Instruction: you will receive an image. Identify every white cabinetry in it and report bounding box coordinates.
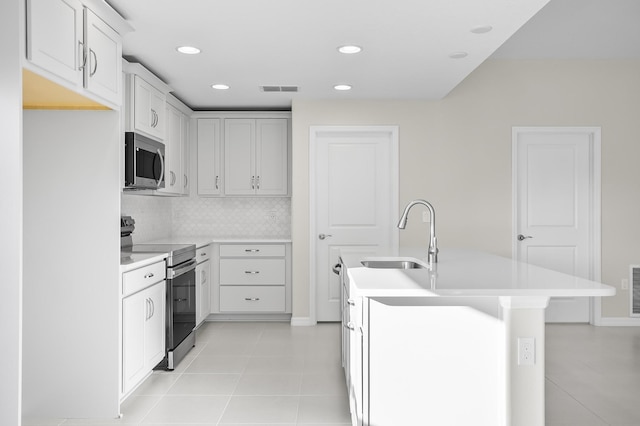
[129,74,166,141]
[214,243,291,315]
[197,118,222,195]
[160,102,183,194]
[121,261,166,398]
[195,245,211,326]
[224,119,288,196]
[26,0,126,107]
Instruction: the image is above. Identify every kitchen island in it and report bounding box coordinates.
[340,248,615,426]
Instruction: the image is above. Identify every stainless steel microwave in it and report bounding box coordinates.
[124,132,165,190]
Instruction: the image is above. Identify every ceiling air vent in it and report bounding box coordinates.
[260,85,299,93]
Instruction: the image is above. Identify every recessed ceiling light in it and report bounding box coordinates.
[334,84,352,91]
[449,51,468,59]
[338,45,362,54]
[211,84,230,90]
[470,25,493,34]
[176,46,201,55]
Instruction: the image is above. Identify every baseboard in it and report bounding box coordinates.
[595,317,640,326]
[290,316,316,326]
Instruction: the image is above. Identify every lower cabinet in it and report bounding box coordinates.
[121,262,166,397]
[213,242,291,316]
[195,244,211,326]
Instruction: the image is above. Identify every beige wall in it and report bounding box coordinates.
[292,58,640,320]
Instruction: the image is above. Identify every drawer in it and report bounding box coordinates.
[219,244,285,257]
[196,244,211,263]
[220,258,285,285]
[220,286,285,312]
[122,261,166,297]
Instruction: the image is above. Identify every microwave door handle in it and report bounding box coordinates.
[156,149,165,188]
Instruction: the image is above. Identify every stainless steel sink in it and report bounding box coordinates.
[361,259,426,269]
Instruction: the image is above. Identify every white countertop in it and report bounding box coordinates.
[345,248,616,298]
[120,252,167,273]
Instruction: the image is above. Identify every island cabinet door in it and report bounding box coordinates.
[364,298,506,426]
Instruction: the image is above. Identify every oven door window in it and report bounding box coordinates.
[170,269,196,348]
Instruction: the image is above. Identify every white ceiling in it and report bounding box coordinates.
[105,0,639,110]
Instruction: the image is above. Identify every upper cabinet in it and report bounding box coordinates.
[158,101,189,195]
[197,118,222,196]
[126,74,167,141]
[224,118,289,196]
[25,0,130,109]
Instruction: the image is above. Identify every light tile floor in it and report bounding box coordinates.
[23,322,640,426]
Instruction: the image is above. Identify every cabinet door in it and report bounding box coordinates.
[84,9,122,106]
[26,0,84,86]
[144,281,166,369]
[159,104,183,194]
[196,259,211,326]
[122,289,147,395]
[256,119,288,195]
[224,119,255,195]
[134,76,166,140]
[181,113,190,194]
[197,119,222,195]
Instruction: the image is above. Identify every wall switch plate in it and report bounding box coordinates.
[621,278,629,290]
[518,337,535,366]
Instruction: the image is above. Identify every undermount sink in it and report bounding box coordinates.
[361,258,427,269]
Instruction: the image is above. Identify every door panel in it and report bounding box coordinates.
[514,128,600,323]
[312,127,398,321]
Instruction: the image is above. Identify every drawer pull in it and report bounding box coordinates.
[347,299,355,306]
[144,272,154,279]
[245,249,260,253]
[244,270,260,274]
[174,298,187,302]
[244,297,260,301]
[200,252,207,256]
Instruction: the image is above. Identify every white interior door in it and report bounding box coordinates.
[513,127,601,323]
[311,126,399,322]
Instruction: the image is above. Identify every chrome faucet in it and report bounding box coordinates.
[397,199,438,264]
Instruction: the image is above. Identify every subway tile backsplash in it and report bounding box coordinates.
[121,193,291,242]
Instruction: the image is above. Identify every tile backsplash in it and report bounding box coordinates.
[121,193,291,242]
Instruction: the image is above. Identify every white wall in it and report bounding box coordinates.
[0,0,23,424]
[292,59,640,320]
[23,111,121,418]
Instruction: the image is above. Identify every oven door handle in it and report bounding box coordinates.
[168,258,197,279]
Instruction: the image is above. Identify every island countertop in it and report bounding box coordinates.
[344,248,616,298]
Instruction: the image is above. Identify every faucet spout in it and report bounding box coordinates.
[397,199,438,264]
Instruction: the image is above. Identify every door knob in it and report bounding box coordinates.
[517,234,533,241]
[318,233,333,240]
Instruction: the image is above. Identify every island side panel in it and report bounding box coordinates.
[500,297,549,426]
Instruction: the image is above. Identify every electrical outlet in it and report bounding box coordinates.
[621,279,629,290]
[518,337,535,366]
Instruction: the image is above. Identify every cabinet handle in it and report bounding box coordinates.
[256,176,260,190]
[174,298,187,302]
[171,171,176,186]
[201,270,207,284]
[244,270,260,274]
[251,176,255,189]
[245,249,260,253]
[184,174,188,188]
[200,252,207,257]
[78,41,87,70]
[244,297,260,301]
[215,175,219,190]
[144,272,154,279]
[149,298,155,319]
[347,299,355,306]
[89,49,98,77]
[151,109,157,128]
[145,298,151,320]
